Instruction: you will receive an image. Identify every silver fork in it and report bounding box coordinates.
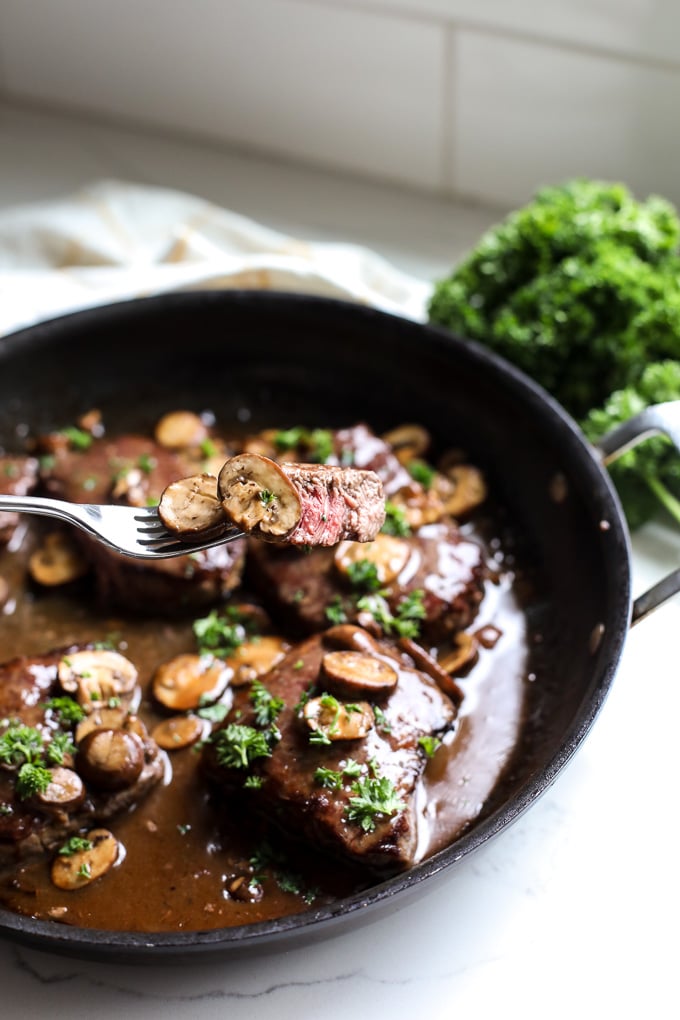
[0,494,245,559]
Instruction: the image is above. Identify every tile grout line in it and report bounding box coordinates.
[292,0,680,77]
[439,24,456,197]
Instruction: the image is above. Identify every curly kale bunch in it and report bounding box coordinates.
[428,179,680,528]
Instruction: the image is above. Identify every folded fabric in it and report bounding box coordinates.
[0,179,430,336]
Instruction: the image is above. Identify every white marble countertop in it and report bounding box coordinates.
[0,102,678,1020]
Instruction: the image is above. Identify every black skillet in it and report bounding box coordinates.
[0,290,676,962]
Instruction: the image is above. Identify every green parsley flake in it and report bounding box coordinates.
[324,596,347,626]
[193,609,245,657]
[259,488,276,506]
[345,559,382,592]
[15,762,52,799]
[249,679,284,727]
[61,426,93,451]
[418,734,442,758]
[314,766,343,790]
[213,724,272,770]
[345,775,405,833]
[381,501,411,537]
[59,836,94,856]
[407,459,436,489]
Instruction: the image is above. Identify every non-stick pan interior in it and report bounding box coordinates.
[0,291,631,959]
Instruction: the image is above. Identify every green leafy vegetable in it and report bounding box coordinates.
[45,731,76,765]
[193,609,244,657]
[407,459,436,489]
[213,723,272,770]
[15,762,52,799]
[0,724,45,767]
[428,178,680,527]
[356,589,426,639]
[43,696,86,725]
[59,836,94,856]
[249,679,284,727]
[324,596,348,626]
[345,559,382,593]
[313,766,343,789]
[60,426,93,451]
[345,775,405,833]
[381,501,411,537]
[417,734,442,758]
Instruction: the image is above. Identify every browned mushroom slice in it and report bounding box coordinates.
[151,714,206,750]
[158,473,227,539]
[58,650,138,711]
[218,454,301,539]
[29,532,89,587]
[320,651,398,699]
[440,465,487,517]
[382,424,431,464]
[50,828,119,890]
[76,728,145,790]
[334,533,411,586]
[155,410,208,450]
[152,653,232,711]
[398,636,463,707]
[302,695,374,742]
[226,636,290,686]
[438,631,479,676]
[74,707,147,745]
[34,767,85,813]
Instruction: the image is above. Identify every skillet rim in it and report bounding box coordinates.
[0,290,632,961]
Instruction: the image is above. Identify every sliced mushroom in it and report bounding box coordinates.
[382,424,430,464]
[34,767,85,813]
[152,653,231,711]
[320,651,397,699]
[334,533,411,586]
[226,636,289,686]
[303,696,374,741]
[158,473,227,538]
[438,631,479,677]
[440,465,487,517]
[218,453,301,539]
[155,410,208,450]
[76,728,145,790]
[151,714,206,751]
[74,708,147,745]
[50,828,119,890]
[58,650,138,711]
[398,637,463,706]
[29,532,89,587]
[323,623,385,655]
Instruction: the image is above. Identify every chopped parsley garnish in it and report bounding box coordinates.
[77,863,92,880]
[244,774,264,789]
[177,823,191,835]
[273,426,334,464]
[45,731,76,765]
[249,679,284,727]
[59,836,93,856]
[407,459,436,489]
[345,775,405,833]
[137,452,157,474]
[0,724,45,767]
[293,659,304,671]
[43,696,86,725]
[418,734,442,758]
[60,426,93,451]
[342,758,363,778]
[373,705,392,734]
[259,488,276,506]
[308,692,342,746]
[356,589,426,639]
[381,501,411,537]
[213,723,272,770]
[345,559,382,593]
[38,454,56,472]
[200,438,217,459]
[324,596,347,626]
[314,766,343,789]
[193,609,245,657]
[197,700,229,723]
[15,762,52,799]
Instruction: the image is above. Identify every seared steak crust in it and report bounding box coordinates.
[203,630,457,874]
[39,435,246,613]
[0,649,164,870]
[247,520,486,640]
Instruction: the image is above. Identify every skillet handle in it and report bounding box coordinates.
[594,400,680,626]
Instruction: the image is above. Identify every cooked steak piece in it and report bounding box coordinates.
[203,627,457,874]
[247,520,486,641]
[39,434,246,613]
[218,453,385,546]
[0,647,164,870]
[0,456,39,545]
[333,424,415,497]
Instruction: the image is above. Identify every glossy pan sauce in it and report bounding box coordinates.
[0,428,531,933]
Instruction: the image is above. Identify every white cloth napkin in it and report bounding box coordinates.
[0,180,431,336]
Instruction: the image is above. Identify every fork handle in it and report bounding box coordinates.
[0,492,89,524]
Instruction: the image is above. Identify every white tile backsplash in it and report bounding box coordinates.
[0,0,446,191]
[451,29,680,208]
[327,0,680,66]
[2,0,680,212]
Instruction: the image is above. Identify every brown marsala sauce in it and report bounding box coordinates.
[0,468,531,934]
